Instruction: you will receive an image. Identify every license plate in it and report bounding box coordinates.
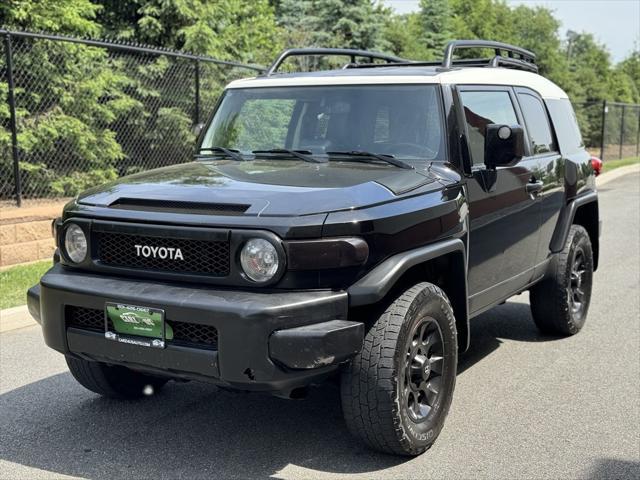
[105,302,173,349]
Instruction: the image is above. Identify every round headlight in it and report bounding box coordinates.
[64,223,87,263]
[240,238,279,283]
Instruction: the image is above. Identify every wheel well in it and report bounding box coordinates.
[349,251,469,352]
[573,201,599,270]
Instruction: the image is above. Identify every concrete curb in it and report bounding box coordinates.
[597,163,640,186]
[1,163,637,334]
[0,304,36,333]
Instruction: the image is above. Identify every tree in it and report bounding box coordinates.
[450,0,513,48]
[277,0,392,51]
[0,0,101,36]
[98,0,282,64]
[0,0,135,197]
[617,50,640,103]
[417,0,452,59]
[509,6,567,82]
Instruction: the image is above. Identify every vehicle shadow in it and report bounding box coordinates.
[0,300,564,479]
[458,297,564,375]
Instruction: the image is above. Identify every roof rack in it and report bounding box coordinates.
[264,41,538,76]
[442,40,537,73]
[347,40,538,73]
[264,48,409,76]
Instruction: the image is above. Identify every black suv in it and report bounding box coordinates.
[28,41,600,456]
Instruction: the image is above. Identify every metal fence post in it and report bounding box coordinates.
[599,100,606,161]
[619,104,626,160]
[194,59,200,125]
[3,33,22,207]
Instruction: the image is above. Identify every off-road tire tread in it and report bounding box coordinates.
[341,282,457,456]
[530,224,592,335]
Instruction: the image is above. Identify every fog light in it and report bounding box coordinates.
[240,238,279,283]
[64,223,87,263]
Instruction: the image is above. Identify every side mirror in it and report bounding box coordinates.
[484,124,525,169]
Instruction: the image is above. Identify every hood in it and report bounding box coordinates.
[77,160,446,216]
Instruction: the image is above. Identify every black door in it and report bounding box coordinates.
[514,88,565,270]
[457,87,542,314]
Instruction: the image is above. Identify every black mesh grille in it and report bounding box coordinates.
[170,322,218,349]
[109,199,250,216]
[67,306,112,332]
[96,231,230,276]
[65,306,218,350]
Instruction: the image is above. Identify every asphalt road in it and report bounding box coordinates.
[1,172,638,480]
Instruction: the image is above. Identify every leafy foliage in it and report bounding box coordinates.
[98,0,282,64]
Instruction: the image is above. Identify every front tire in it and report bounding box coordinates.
[530,224,594,335]
[341,283,457,456]
[66,357,168,399]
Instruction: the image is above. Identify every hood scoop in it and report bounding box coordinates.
[108,198,250,216]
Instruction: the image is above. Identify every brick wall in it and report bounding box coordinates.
[0,201,66,268]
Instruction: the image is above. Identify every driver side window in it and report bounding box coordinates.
[460,90,518,166]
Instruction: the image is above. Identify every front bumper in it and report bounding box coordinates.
[28,264,362,394]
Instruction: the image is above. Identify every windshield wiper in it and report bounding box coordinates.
[252,148,326,164]
[326,151,413,170]
[197,147,245,162]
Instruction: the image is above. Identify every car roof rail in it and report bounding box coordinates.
[264,48,410,76]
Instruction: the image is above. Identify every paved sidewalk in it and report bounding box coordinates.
[1,163,637,334]
[0,305,33,333]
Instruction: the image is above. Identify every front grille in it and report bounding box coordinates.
[66,306,218,350]
[96,231,230,276]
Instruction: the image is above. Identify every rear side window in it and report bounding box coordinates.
[546,98,585,154]
[517,92,557,155]
[459,90,518,165]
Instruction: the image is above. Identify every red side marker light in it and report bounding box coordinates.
[590,156,602,177]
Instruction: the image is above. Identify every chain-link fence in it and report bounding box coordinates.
[0,29,264,206]
[574,101,640,161]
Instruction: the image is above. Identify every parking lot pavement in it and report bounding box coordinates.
[0,172,638,480]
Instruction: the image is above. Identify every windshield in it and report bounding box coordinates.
[201,85,445,163]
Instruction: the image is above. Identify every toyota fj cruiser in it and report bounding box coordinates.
[28,40,600,456]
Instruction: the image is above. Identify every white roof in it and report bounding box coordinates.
[227,67,568,100]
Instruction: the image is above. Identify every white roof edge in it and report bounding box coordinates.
[226,67,568,100]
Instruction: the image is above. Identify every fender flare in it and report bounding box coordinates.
[549,191,598,253]
[347,237,470,351]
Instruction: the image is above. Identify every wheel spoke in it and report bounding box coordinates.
[417,322,428,342]
[429,355,444,375]
[413,354,427,368]
[423,331,438,350]
[424,377,442,405]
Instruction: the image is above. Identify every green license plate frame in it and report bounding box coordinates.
[104,302,170,349]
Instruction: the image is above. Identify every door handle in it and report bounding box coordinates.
[526,180,544,195]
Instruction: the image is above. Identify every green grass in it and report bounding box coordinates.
[602,156,640,173]
[0,260,51,310]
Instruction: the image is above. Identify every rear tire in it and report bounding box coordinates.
[341,282,457,456]
[530,224,594,335]
[66,357,168,399]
